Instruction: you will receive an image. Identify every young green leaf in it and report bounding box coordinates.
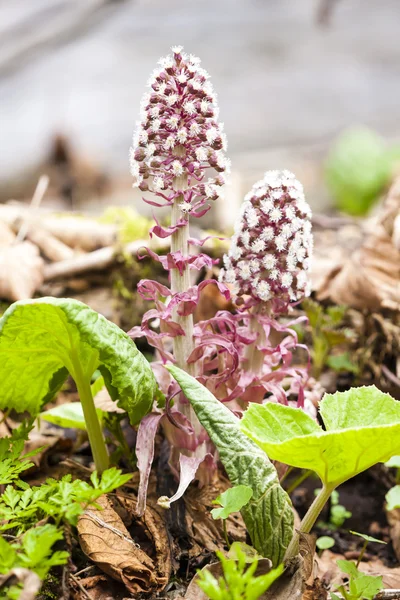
[316,536,335,551]
[240,386,400,489]
[196,544,284,600]
[349,531,386,545]
[167,364,294,566]
[0,298,156,425]
[0,536,17,574]
[350,574,384,600]
[40,402,104,430]
[211,485,253,520]
[386,485,400,511]
[337,559,384,600]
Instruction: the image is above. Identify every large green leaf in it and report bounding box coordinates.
[167,364,294,566]
[0,298,156,424]
[240,386,400,488]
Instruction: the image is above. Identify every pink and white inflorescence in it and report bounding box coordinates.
[220,170,313,307]
[129,46,230,216]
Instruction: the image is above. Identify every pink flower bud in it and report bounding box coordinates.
[130,47,228,214]
[220,170,313,308]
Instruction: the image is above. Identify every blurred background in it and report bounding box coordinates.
[2,0,400,223]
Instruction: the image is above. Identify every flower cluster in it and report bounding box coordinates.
[220,170,313,307]
[129,46,230,217]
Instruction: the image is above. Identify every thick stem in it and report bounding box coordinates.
[284,483,334,561]
[71,355,109,473]
[170,145,203,445]
[245,303,270,377]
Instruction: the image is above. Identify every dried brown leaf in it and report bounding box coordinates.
[387,508,400,563]
[0,241,44,301]
[314,178,400,312]
[0,568,41,600]
[316,550,400,590]
[77,495,170,594]
[94,388,124,414]
[0,222,16,247]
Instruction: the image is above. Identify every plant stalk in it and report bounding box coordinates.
[72,356,109,473]
[284,483,334,561]
[245,303,270,377]
[170,145,202,443]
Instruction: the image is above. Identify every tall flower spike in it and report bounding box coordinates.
[130,46,229,216]
[129,48,231,505]
[220,170,313,310]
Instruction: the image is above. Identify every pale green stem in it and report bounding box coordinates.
[170,145,202,446]
[356,540,368,568]
[71,355,109,473]
[223,519,230,549]
[245,303,270,377]
[284,483,334,561]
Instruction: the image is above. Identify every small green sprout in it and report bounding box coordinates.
[196,543,284,600]
[316,489,352,530]
[333,559,383,600]
[211,485,253,548]
[211,486,254,521]
[316,536,335,552]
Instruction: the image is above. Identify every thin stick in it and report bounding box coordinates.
[73,566,96,578]
[15,175,49,243]
[69,573,93,600]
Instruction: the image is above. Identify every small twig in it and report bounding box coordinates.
[382,365,400,388]
[15,175,49,243]
[334,591,400,600]
[69,573,93,600]
[73,566,96,578]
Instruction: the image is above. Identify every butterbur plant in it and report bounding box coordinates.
[0,298,156,473]
[217,169,313,406]
[129,44,230,467]
[128,46,314,513]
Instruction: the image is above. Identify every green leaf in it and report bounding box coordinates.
[349,531,386,545]
[327,352,359,374]
[211,485,253,520]
[385,455,400,468]
[91,375,105,398]
[330,504,352,528]
[40,402,104,431]
[386,485,400,511]
[0,298,156,424]
[240,386,400,488]
[167,364,294,566]
[350,574,384,600]
[316,536,335,550]
[325,127,391,216]
[0,536,17,574]
[337,559,360,579]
